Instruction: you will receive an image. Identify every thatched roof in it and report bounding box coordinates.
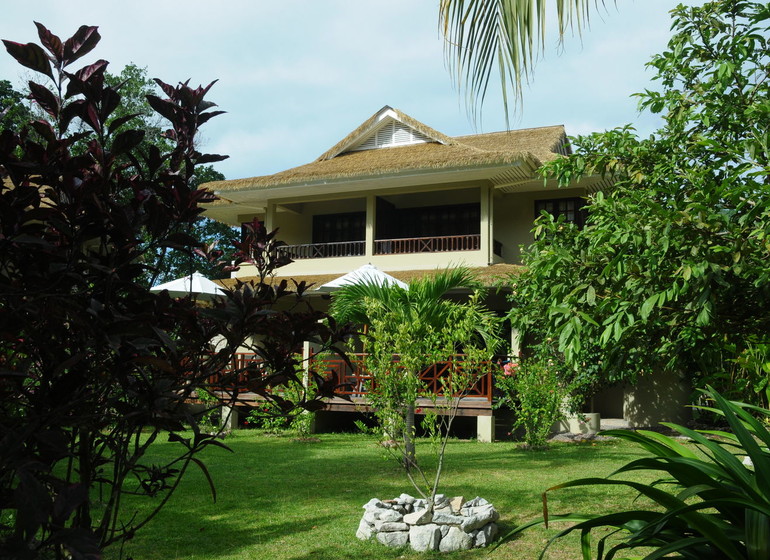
[205,106,567,194]
[216,263,525,291]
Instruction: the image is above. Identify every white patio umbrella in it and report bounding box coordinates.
[316,263,408,293]
[150,271,226,300]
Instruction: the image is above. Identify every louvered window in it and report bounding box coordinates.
[535,197,587,228]
[351,120,430,151]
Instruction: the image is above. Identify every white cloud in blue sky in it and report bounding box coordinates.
[0,1,702,179]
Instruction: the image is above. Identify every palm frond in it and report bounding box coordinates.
[439,0,608,125]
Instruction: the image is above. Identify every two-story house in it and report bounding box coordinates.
[203,106,689,438]
[204,105,603,278]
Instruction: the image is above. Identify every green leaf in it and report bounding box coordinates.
[586,285,596,305]
[641,293,659,320]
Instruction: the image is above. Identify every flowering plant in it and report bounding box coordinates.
[495,356,568,448]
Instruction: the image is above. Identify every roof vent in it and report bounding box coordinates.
[350,119,431,152]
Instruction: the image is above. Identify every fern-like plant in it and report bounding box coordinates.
[503,387,770,559]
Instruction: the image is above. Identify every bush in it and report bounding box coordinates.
[246,379,316,437]
[496,357,567,448]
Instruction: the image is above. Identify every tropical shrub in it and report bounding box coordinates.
[505,387,770,559]
[246,379,316,437]
[496,357,568,448]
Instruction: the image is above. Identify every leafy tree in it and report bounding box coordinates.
[152,164,240,284]
[331,268,501,501]
[439,0,610,122]
[102,63,238,284]
[510,0,770,404]
[0,79,31,133]
[0,22,348,559]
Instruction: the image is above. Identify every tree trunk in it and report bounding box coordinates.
[403,403,416,471]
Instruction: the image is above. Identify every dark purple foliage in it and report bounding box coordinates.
[0,23,350,559]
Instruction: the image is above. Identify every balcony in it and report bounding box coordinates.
[374,234,480,255]
[278,234,484,260]
[279,240,365,260]
[317,353,494,403]
[204,352,495,416]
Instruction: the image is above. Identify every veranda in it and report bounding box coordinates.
[206,352,498,442]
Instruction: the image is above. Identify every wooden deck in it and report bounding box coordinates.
[208,352,496,418]
[322,396,493,417]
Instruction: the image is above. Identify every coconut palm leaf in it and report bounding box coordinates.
[439,0,609,124]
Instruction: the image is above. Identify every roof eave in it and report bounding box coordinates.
[215,159,535,204]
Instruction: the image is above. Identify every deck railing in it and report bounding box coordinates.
[206,352,263,392]
[277,240,365,260]
[313,353,494,402]
[374,234,480,255]
[272,234,485,260]
[207,352,495,402]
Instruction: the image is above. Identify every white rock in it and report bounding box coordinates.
[409,524,442,552]
[374,520,408,532]
[377,509,403,523]
[461,505,499,533]
[363,498,383,510]
[433,494,449,508]
[356,519,374,540]
[449,496,465,514]
[462,496,488,509]
[403,508,432,526]
[399,493,416,504]
[432,512,465,526]
[376,530,409,548]
[439,526,473,552]
[363,510,378,524]
[474,522,498,547]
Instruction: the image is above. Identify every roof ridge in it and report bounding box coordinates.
[453,124,565,140]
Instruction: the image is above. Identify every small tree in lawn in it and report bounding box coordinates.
[331,268,501,504]
[0,23,348,559]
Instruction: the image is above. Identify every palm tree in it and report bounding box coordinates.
[439,0,609,124]
[330,267,501,479]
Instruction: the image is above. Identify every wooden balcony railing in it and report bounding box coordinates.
[271,235,489,260]
[206,352,495,402]
[374,234,481,255]
[313,353,494,402]
[206,352,263,392]
[278,240,365,260]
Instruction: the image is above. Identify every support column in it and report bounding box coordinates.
[510,327,521,358]
[220,404,238,433]
[476,415,495,443]
[302,340,317,434]
[479,185,493,264]
[365,194,376,258]
[265,202,276,232]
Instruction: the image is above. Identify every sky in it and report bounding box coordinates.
[0,1,702,180]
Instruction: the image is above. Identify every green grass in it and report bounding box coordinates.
[109,432,657,560]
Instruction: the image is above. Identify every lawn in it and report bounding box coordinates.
[110,431,657,560]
